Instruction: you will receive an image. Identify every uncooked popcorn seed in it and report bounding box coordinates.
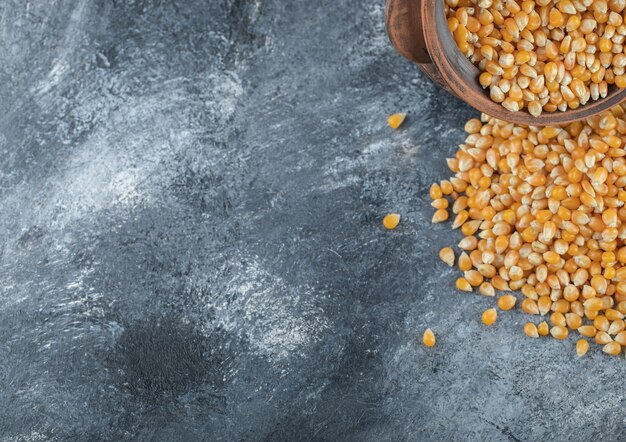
[423,328,437,347]
[388,112,407,129]
[383,213,401,230]
[482,308,498,325]
[440,247,456,266]
[431,104,626,356]
[447,0,626,115]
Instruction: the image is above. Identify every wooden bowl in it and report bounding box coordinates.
[385,0,626,126]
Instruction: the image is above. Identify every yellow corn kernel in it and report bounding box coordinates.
[439,247,455,266]
[522,298,540,315]
[458,252,472,271]
[431,198,449,210]
[422,328,436,347]
[606,308,624,320]
[498,294,517,311]
[550,311,566,327]
[383,213,400,230]
[578,325,598,338]
[479,282,496,297]
[464,270,484,287]
[566,313,583,330]
[603,341,621,355]
[440,180,454,195]
[452,210,470,229]
[492,275,510,291]
[550,325,568,340]
[595,331,613,345]
[583,297,605,311]
[594,315,610,332]
[456,277,473,292]
[479,72,493,88]
[432,209,449,223]
[608,319,625,335]
[576,339,589,356]
[549,9,565,27]
[523,322,539,338]
[388,113,406,129]
[430,183,443,200]
[482,308,498,326]
[458,236,478,250]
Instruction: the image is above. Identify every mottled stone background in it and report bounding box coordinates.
[0,1,623,441]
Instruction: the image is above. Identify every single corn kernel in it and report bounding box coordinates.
[459,252,473,271]
[595,331,613,345]
[479,282,496,297]
[430,183,443,200]
[498,294,517,311]
[550,325,569,340]
[608,319,625,335]
[464,270,484,287]
[576,339,589,356]
[523,322,539,338]
[422,328,436,347]
[578,325,597,338]
[566,313,583,330]
[439,247,455,266]
[440,180,454,195]
[602,341,621,355]
[432,209,449,223]
[431,198,449,209]
[383,213,401,230]
[522,298,540,315]
[458,236,477,250]
[388,113,406,129]
[594,315,610,332]
[482,308,498,326]
[456,277,473,292]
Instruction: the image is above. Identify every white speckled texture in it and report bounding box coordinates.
[0,1,624,441]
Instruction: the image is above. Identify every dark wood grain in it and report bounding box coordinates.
[385,0,429,63]
[386,0,626,126]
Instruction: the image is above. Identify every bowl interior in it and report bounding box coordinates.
[428,0,626,125]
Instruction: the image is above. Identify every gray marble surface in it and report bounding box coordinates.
[0,1,624,441]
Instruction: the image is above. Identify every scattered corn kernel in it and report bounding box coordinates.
[431,106,626,356]
[388,113,406,129]
[550,325,569,340]
[482,308,498,326]
[576,339,589,356]
[383,213,401,230]
[439,247,455,267]
[456,277,473,292]
[602,341,622,355]
[523,322,539,338]
[423,328,436,347]
[479,282,496,297]
[433,209,449,223]
[595,331,613,345]
[578,325,598,338]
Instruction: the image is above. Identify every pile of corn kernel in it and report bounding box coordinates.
[430,104,626,356]
[446,0,626,115]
